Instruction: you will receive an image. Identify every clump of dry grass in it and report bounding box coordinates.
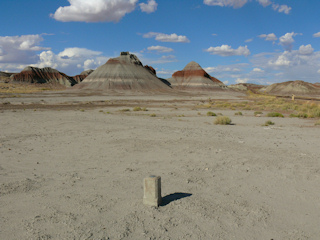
[0,82,62,94]
[263,120,275,126]
[267,112,284,118]
[214,116,232,125]
[207,111,217,116]
[234,111,243,116]
[133,106,148,111]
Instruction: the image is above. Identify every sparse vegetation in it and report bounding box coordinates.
[254,111,263,116]
[235,111,242,116]
[120,108,130,112]
[214,116,232,125]
[150,113,157,117]
[267,112,284,118]
[133,106,148,111]
[197,96,320,118]
[263,120,275,126]
[207,111,217,116]
[315,120,320,126]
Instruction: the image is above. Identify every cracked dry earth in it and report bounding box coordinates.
[1,94,320,239]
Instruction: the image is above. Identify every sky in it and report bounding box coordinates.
[0,0,320,85]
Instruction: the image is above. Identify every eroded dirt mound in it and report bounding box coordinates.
[168,61,225,90]
[10,66,77,87]
[73,52,171,91]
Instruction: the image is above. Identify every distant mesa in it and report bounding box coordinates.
[167,61,225,90]
[259,80,320,97]
[74,52,171,91]
[10,66,78,87]
[229,83,265,93]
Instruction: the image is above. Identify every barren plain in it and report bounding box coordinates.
[1,90,320,239]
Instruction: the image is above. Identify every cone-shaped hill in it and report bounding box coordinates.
[168,61,225,90]
[10,66,77,87]
[74,52,171,91]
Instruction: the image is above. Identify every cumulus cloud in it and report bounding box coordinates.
[252,67,264,73]
[143,32,190,43]
[51,0,138,22]
[236,78,249,83]
[203,0,247,8]
[0,35,49,64]
[313,32,320,38]
[205,45,250,57]
[32,47,107,74]
[258,33,277,41]
[279,32,299,50]
[140,0,158,13]
[147,45,173,53]
[299,44,314,55]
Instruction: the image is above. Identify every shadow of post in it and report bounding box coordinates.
[160,192,192,206]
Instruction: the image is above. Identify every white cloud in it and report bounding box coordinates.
[313,32,320,38]
[32,47,106,73]
[252,67,264,73]
[204,65,242,73]
[203,0,248,8]
[0,35,49,64]
[205,45,250,56]
[143,32,190,43]
[245,38,253,43]
[251,49,320,83]
[147,55,178,64]
[257,0,272,7]
[299,44,314,55]
[204,0,291,14]
[147,45,173,53]
[51,0,138,22]
[279,32,299,50]
[272,3,291,14]
[58,47,102,59]
[236,78,249,83]
[258,33,277,41]
[317,69,320,74]
[140,0,158,13]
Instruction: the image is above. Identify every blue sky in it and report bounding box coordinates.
[0,0,320,85]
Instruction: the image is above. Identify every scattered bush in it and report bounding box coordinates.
[207,111,217,116]
[133,106,148,111]
[150,113,157,117]
[254,111,263,116]
[214,116,232,125]
[267,112,284,118]
[263,120,275,126]
[120,109,130,112]
[235,111,243,116]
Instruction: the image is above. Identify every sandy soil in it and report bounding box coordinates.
[1,91,320,239]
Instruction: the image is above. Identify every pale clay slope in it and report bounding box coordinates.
[76,53,170,91]
[1,95,320,239]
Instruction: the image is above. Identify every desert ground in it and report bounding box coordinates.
[1,90,320,239]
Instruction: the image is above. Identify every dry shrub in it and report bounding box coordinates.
[214,116,232,125]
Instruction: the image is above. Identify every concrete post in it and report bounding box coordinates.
[143,175,161,207]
